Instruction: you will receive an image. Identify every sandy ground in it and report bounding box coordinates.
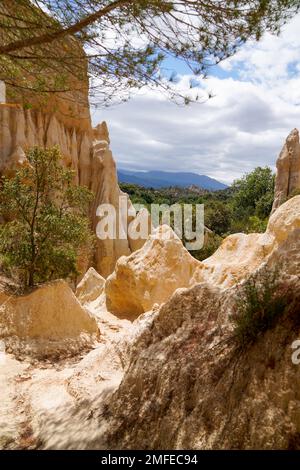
[0,304,133,450]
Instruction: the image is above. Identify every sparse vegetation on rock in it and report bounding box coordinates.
[232,269,291,348]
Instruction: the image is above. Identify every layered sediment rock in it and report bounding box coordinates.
[75,267,105,304]
[201,195,300,288]
[104,196,300,318]
[103,195,300,450]
[272,128,300,213]
[0,280,99,359]
[0,13,149,277]
[0,106,146,277]
[1,197,300,450]
[105,225,202,319]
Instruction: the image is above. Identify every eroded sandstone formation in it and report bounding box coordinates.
[103,196,300,319]
[1,0,91,133]
[0,7,149,277]
[105,225,202,319]
[75,267,105,305]
[272,128,300,213]
[0,280,99,360]
[1,196,300,449]
[0,103,145,277]
[102,195,300,450]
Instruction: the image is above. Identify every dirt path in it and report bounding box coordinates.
[0,353,29,448]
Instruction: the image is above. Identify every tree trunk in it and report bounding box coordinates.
[28,269,34,287]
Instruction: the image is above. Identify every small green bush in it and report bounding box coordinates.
[232,269,290,348]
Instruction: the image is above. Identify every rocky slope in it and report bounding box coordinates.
[0,195,300,449]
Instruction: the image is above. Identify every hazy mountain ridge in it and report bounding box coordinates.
[118,169,228,191]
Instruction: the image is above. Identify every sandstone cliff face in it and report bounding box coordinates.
[102,196,300,450]
[0,105,144,277]
[0,16,149,277]
[105,281,300,450]
[272,128,300,212]
[1,0,91,133]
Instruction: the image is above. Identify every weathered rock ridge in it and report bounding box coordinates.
[272,128,300,212]
[1,196,300,449]
[103,196,300,319]
[0,280,99,360]
[102,195,300,449]
[0,20,148,277]
[105,225,202,319]
[1,34,300,447]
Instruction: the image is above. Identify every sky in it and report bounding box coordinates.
[92,13,300,185]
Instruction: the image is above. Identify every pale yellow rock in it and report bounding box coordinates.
[105,225,202,319]
[199,195,300,288]
[0,197,300,450]
[266,194,300,244]
[90,133,132,278]
[0,105,12,164]
[75,267,105,304]
[105,196,300,319]
[0,8,150,278]
[272,128,300,213]
[199,232,266,288]
[3,145,29,176]
[101,196,300,451]
[0,24,148,279]
[0,280,99,359]
[2,0,91,133]
[128,206,153,252]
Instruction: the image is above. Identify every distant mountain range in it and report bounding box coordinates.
[118,170,228,191]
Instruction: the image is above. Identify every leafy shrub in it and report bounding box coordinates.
[231,167,274,220]
[204,200,232,235]
[232,269,290,348]
[255,191,274,219]
[246,215,268,233]
[0,147,94,289]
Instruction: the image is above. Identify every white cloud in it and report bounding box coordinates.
[92,13,300,185]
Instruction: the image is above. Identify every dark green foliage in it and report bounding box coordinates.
[192,234,222,261]
[231,167,275,219]
[0,147,94,289]
[120,166,276,240]
[255,190,275,219]
[232,269,290,348]
[204,200,232,236]
[119,183,208,206]
[120,166,278,261]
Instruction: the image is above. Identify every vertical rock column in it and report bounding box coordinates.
[272,128,300,213]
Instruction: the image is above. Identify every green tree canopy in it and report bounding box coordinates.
[0,147,94,288]
[231,166,275,221]
[205,200,232,236]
